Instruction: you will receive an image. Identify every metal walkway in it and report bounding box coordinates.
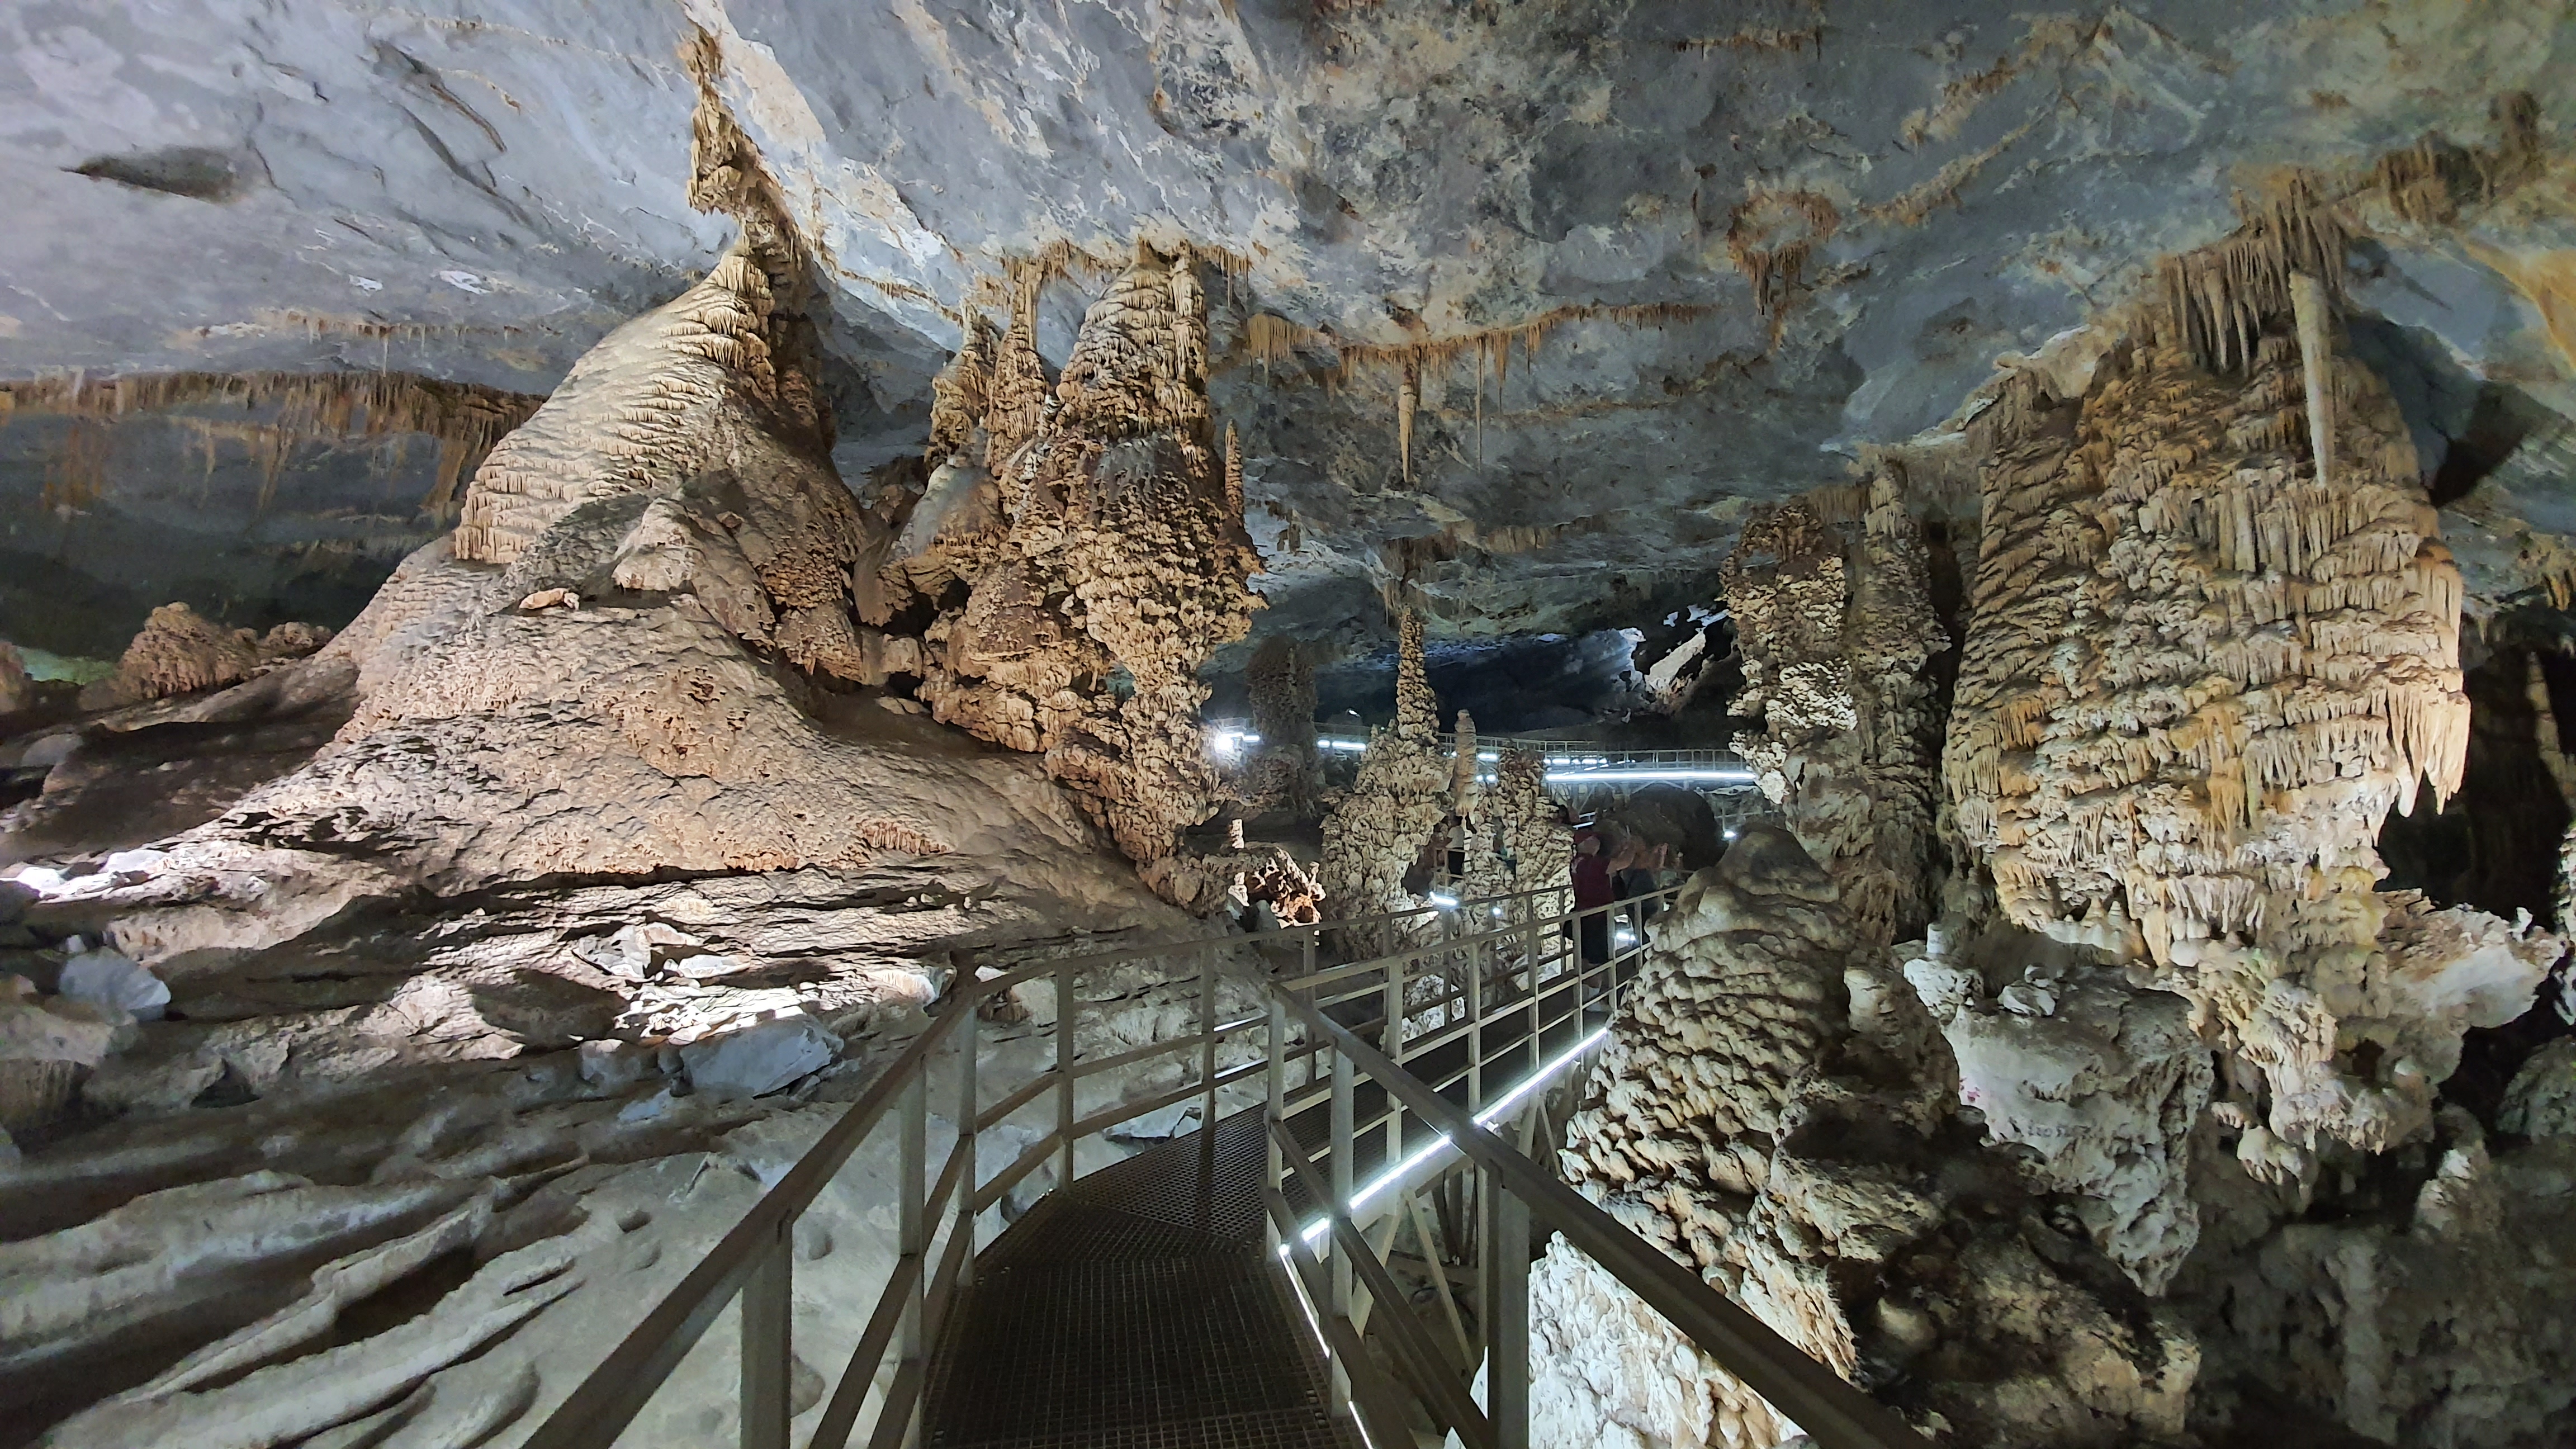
[921,1111,1356,1449]
[522,882,1925,1449]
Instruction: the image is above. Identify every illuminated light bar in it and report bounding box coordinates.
[1318,738,1368,752]
[1543,766,1756,784]
[1292,1019,1615,1251]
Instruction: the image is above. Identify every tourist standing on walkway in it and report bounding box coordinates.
[1573,832,1613,965]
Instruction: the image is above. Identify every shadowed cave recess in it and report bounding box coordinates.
[8,3,2576,1447]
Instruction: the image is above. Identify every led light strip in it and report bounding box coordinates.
[1542,766,1755,784]
[1290,1019,1613,1251]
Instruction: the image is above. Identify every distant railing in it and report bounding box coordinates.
[1210,721,1761,789]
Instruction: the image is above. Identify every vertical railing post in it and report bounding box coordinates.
[1531,915,1549,1078]
[1328,1043,1355,1407]
[898,1066,927,1448]
[1299,930,1319,1095]
[1054,956,1075,1196]
[1265,990,1286,1262]
[1482,1175,1530,1449]
[741,1215,792,1449]
[1199,944,1220,1188]
[1382,953,1405,1171]
[957,995,979,1286]
[1523,892,1542,996]
[1467,933,1485,1114]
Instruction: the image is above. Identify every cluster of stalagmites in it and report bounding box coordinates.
[1459,747,1571,904]
[6,40,1228,936]
[893,243,1262,903]
[1555,206,2576,1445]
[1535,826,2196,1448]
[1723,475,1945,948]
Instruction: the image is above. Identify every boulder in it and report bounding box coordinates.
[678,1013,840,1100]
[57,948,171,1022]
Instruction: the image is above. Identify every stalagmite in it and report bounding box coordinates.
[903,239,1264,895]
[1532,827,2198,1448]
[1722,473,1945,946]
[1458,746,1571,902]
[77,604,332,709]
[1319,612,1471,927]
[1237,634,1321,818]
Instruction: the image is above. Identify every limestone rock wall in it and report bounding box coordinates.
[1722,473,1945,946]
[1535,826,2197,1448]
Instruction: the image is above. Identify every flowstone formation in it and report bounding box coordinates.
[1319,612,1470,924]
[1905,928,2215,1294]
[1943,288,2560,1163]
[893,247,1263,897]
[6,40,1185,962]
[1721,475,1947,947]
[1533,826,2195,1449]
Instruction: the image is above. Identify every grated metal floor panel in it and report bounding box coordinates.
[922,1109,1361,1449]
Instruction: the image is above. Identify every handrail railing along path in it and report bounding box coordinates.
[521,876,1922,1449]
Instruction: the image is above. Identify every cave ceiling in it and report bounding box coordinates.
[5,0,2576,657]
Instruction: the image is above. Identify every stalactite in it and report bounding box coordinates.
[2,370,540,518]
[2290,271,2336,489]
[1396,356,1418,483]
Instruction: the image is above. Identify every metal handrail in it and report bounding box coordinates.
[516,875,1602,1449]
[1263,984,1928,1449]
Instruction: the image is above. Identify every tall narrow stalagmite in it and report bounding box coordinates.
[1239,634,1321,818]
[1531,827,2198,1449]
[1320,610,1469,926]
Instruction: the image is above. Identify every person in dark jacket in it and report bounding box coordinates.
[1573,832,1613,965]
